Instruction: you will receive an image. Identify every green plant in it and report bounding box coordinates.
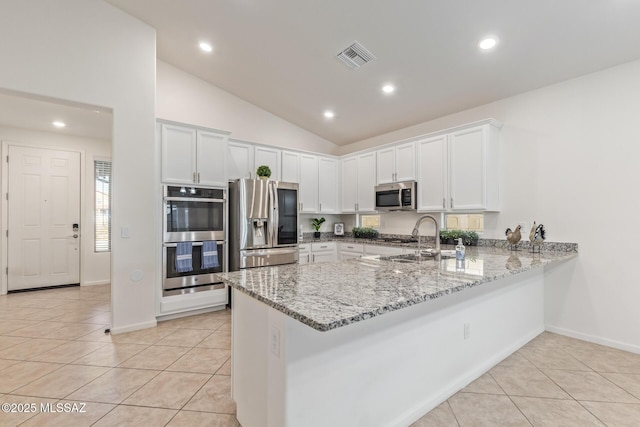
[311,217,326,232]
[461,230,479,246]
[352,227,379,239]
[256,165,271,178]
[439,230,452,241]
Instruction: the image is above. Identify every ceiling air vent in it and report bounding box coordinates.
[336,41,376,70]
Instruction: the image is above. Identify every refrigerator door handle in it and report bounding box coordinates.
[270,182,279,247]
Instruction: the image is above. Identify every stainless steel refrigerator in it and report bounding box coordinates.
[229,179,299,271]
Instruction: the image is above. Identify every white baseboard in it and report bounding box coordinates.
[545,325,640,354]
[81,280,110,287]
[109,319,157,335]
[157,305,227,322]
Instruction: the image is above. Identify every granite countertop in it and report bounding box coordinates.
[219,247,577,332]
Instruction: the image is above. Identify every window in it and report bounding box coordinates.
[95,159,111,252]
[444,213,483,232]
[360,214,380,229]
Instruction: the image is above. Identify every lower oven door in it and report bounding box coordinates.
[163,241,226,296]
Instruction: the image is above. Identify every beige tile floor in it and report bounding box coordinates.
[0,285,237,426]
[1,285,640,426]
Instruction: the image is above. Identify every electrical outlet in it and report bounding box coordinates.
[270,326,280,357]
[464,322,471,340]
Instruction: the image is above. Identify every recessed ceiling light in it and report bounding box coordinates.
[199,42,213,53]
[382,84,395,94]
[52,121,66,128]
[478,37,497,50]
[323,110,335,119]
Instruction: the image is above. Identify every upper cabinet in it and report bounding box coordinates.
[341,152,376,213]
[288,153,339,214]
[417,120,501,212]
[317,157,339,213]
[160,122,228,187]
[227,139,254,180]
[254,146,281,181]
[281,150,300,183]
[376,141,416,184]
[299,154,319,213]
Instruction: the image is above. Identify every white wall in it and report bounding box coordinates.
[0,0,157,333]
[0,125,111,286]
[157,61,339,155]
[340,59,640,352]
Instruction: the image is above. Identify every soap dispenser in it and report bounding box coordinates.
[455,238,465,271]
[455,238,465,260]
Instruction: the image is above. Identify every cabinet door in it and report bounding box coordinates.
[196,130,227,187]
[281,151,300,183]
[341,156,358,213]
[449,126,485,210]
[318,157,338,213]
[227,140,254,180]
[254,146,281,181]
[357,152,377,212]
[299,154,319,213]
[417,135,447,211]
[395,142,416,182]
[312,251,337,264]
[161,124,197,184]
[376,147,395,184]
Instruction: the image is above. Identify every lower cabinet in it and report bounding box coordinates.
[339,243,364,260]
[310,242,337,263]
[299,242,337,264]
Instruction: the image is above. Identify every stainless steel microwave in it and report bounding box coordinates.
[375,181,417,211]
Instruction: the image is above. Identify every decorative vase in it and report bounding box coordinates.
[258,176,268,181]
[314,231,321,238]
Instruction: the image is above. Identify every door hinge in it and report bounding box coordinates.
[5,155,8,163]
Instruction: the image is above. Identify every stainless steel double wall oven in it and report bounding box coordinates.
[162,185,226,296]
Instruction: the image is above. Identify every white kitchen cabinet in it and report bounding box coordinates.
[341,152,376,213]
[417,120,501,212]
[161,123,228,186]
[299,244,311,264]
[299,154,319,213]
[417,134,447,211]
[254,146,281,181]
[364,245,405,256]
[281,150,300,183]
[376,141,416,184]
[339,242,364,260]
[228,139,254,180]
[318,157,339,213]
[310,242,337,263]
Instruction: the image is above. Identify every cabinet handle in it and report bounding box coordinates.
[301,202,304,210]
[312,254,315,263]
[443,198,446,209]
[193,172,196,183]
[197,172,200,183]
[320,203,322,211]
[451,198,454,208]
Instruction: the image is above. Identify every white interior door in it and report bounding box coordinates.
[7,145,81,290]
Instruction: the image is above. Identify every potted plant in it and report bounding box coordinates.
[352,227,379,239]
[462,230,479,246]
[311,217,326,238]
[256,165,271,180]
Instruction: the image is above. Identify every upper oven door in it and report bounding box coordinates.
[164,186,226,242]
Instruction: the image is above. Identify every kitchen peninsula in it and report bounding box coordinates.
[220,246,577,427]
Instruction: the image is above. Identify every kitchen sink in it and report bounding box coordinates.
[385,250,456,264]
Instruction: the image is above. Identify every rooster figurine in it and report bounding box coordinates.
[505,225,522,251]
[529,222,546,253]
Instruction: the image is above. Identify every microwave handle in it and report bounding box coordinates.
[398,188,403,208]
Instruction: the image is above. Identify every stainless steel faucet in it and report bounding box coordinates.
[411,215,440,260]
